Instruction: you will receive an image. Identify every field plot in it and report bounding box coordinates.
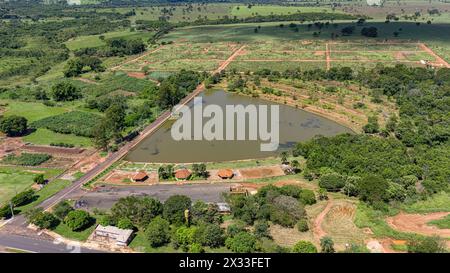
[117,42,240,72]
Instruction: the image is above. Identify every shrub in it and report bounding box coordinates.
[299,189,316,205]
[189,243,204,253]
[319,173,346,192]
[297,219,309,232]
[0,115,28,136]
[407,236,446,253]
[173,226,198,252]
[320,236,335,253]
[292,241,317,253]
[199,224,225,248]
[25,208,59,230]
[226,223,246,238]
[145,216,171,247]
[98,214,116,227]
[64,210,92,231]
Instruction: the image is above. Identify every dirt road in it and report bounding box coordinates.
[418,43,450,68]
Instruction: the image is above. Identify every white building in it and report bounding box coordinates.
[93,225,134,246]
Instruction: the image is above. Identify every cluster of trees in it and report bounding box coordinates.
[156,70,204,108]
[64,56,105,78]
[0,115,28,136]
[0,189,36,219]
[25,201,93,231]
[74,38,146,59]
[228,184,315,228]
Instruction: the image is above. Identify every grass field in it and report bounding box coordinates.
[0,166,63,206]
[230,5,338,17]
[65,29,155,51]
[22,128,93,147]
[428,215,450,229]
[53,220,97,242]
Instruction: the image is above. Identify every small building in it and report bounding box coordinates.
[131,171,148,182]
[217,169,234,179]
[175,169,192,181]
[216,202,231,214]
[93,225,134,246]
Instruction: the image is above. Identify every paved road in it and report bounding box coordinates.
[70,183,233,210]
[0,233,104,253]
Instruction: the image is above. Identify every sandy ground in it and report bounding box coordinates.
[127,72,146,79]
[238,165,285,179]
[386,212,450,238]
[0,137,25,158]
[102,169,158,185]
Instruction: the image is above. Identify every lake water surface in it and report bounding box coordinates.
[125,90,353,163]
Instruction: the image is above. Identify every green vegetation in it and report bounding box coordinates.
[428,215,450,229]
[2,153,51,166]
[31,111,102,137]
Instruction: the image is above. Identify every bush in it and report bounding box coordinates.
[11,189,35,206]
[188,243,204,253]
[2,153,51,166]
[98,214,116,226]
[0,115,28,136]
[53,201,74,220]
[297,219,309,232]
[145,216,171,247]
[225,232,257,253]
[64,210,92,231]
[407,236,446,253]
[319,173,346,192]
[299,189,316,205]
[320,236,335,253]
[173,226,198,252]
[292,241,317,253]
[226,223,246,238]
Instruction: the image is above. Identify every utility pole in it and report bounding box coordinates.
[9,201,14,219]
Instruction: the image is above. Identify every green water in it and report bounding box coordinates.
[125,90,353,163]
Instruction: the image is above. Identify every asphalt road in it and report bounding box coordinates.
[72,183,233,210]
[0,234,104,253]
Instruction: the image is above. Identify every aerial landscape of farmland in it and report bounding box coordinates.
[0,0,449,260]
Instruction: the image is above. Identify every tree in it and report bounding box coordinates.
[407,236,446,253]
[320,236,335,253]
[189,243,204,253]
[64,210,92,231]
[163,195,191,225]
[357,174,389,204]
[53,201,73,220]
[111,196,163,228]
[145,216,171,247]
[190,200,221,225]
[199,223,225,248]
[225,232,257,253]
[292,241,317,253]
[361,27,378,37]
[253,220,271,239]
[117,218,134,230]
[11,189,35,207]
[33,174,45,185]
[0,115,28,136]
[25,208,59,230]
[192,163,208,179]
[319,173,346,192]
[51,82,81,101]
[173,226,198,252]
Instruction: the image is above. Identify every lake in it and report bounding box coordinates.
[125,90,353,163]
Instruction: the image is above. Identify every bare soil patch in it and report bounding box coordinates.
[386,212,450,238]
[239,165,284,180]
[127,72,147,79]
